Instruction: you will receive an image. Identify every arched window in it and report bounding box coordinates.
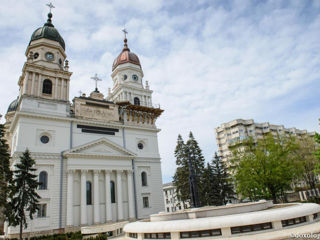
[141,172,147,186]
[134,97,140,106]
[42,79,52,94]
[86,181,92,205]
[39,171,48,190]
[110,181,116,203]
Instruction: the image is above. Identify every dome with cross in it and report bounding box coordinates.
[29,10,65,50]
[112,36,141,71]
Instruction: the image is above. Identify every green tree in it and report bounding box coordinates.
[295,135,318,190]
[0,124,13,224]
[201,163,215,206]
[315,133,320,174]
[173,135,189,202]
[10,149,41,240]
[173,132,205,205]
[210,153,234,205]
[230,134,300,203]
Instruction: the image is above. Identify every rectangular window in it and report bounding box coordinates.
[180,229,221,238]
[231,223,272,234]
[129,233,138,238]
[144,233,171,239]
[37,204,47,218]
[143,197,149,208]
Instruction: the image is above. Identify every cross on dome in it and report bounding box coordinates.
[122,28,128,39]
[91,73,102,92]
[122,28,129,49]
[46,2,55,13]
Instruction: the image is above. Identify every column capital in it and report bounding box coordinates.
[116,169,123,174]
[81,169,88,174]
[126,169,133,174]
[67,169,75,174]
[93,170,100,175]
[105,170,112,175]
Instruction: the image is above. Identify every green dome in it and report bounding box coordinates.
[29,13,65,50]
[7,97,19,113]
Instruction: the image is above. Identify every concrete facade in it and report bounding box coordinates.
[3,12,164,238]
[163,182,189,213]
[215,119,316,163]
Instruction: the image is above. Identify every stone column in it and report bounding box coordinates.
[55,78,58,99]
[80,170,87,225]
[66,170,74,226]
[23,71,29,94]
[37,75,42,96]
[127,170,135,219]
[116,170,123,220]
[61,79,64,100]
[66,80,69,100]
[93,170,100,224]
[31,73,35,95]
[105,170,112,222]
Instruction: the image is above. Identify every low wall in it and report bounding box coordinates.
[150,200,273,221]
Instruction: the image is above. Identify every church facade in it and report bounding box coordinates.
[4,10,164,237]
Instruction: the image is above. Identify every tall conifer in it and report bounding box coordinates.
[0,124,13,225]
[10,149,40,240]
[211,153,234,205]
[173,132,205,205]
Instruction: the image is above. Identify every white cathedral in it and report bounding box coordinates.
[4,9,164,237]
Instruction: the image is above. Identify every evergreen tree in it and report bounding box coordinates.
[173,135,189,202]
[10,149,41,240]
[211,153,234,205]
[201,163,215,206]
[0,124,13,223]
[173,132,205,205]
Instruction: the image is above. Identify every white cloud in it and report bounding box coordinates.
[1,1,319,183]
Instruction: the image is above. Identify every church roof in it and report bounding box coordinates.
[29,13,65,50]
[112,38,141,71]
[7,97,19,113]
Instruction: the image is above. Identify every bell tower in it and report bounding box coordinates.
[107,30,152,107]
[19,5,72,102]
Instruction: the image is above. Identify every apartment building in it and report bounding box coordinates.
[215,119,316,162]
[163,182,190,213]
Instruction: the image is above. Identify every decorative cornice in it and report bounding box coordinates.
[23,62,72,77]
[64,137,136,156]
[9,111,160,133]
[65,152,135,160]
[26,41,66,58]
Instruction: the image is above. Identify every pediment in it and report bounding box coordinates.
[64,137,135,158]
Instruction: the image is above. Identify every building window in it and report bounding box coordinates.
[39,171,48,190]
[40,135,50,144]
[37,204,47,218]
[282,216,307,227]
[86,181,92,205]
[110,181,116,203]
[138,142,144,149]
[129,233,138,238]
[180,229,221,238]
[42,79,52,94]
[134,97,140,106]
[231,222,272,234]
[141,172,147,186]
[143,196,149,208]
[144,233,171,239]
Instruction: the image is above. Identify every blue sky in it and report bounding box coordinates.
[1,0,320,183]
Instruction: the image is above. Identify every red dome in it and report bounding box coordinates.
[112,39,141,71]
